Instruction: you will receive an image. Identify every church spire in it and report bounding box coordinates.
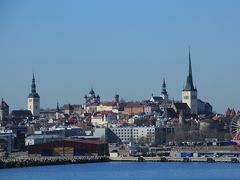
[161,78,168,100]
[189,48,192,78]
[28,73,40,98]
[162,78,167,94]
[184,49,196,91]
[32,73,36,93]
[57,102,60,112]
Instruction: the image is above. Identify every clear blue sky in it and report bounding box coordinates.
[0,0,240,113]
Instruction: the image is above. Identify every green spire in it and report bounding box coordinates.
[184,48,196,91]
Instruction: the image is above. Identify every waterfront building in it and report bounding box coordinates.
[0,130,15,152]
[27,73,40,117]
[182,50,198,114]
[25,134,61,146]
[94,127,174,145]
[28,139,108,156]
[0,98,9,121]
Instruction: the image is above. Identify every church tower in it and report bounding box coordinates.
[182,49,198,114]
[28,73,40,117]
[160,78,168,100]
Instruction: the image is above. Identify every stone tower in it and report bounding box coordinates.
[28,73,40,117]
[182,49,198,114]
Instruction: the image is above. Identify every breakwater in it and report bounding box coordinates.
[0,156,110,169]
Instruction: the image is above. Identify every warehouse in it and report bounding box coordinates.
[28,139,108,156]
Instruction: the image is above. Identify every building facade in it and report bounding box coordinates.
[94,127,174,146]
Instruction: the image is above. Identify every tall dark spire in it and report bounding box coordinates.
[28,73,40,98]
[184,49,196,91]
[161,78,168,100]
[32,73,36,93]
[57,102,60,112]
[162,78,167,94]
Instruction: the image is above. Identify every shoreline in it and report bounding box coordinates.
[0,156,110,169]
[1,156,240,169]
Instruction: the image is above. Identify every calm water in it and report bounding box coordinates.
[0,162,240,180]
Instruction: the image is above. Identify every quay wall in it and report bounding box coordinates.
[110,156,240,163]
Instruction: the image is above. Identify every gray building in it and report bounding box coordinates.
[94,126,174,146]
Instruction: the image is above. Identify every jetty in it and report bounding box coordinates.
[0,156,110,169]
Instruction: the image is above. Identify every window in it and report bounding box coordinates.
[184,96,189,99]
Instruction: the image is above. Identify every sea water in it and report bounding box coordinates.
[0,162,240,180]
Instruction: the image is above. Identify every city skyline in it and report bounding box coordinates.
[0,0,240,113]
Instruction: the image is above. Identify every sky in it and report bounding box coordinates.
[0,0,240,113]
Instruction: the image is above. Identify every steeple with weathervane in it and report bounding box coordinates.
[182,49,198,114]
[28,73,40,117]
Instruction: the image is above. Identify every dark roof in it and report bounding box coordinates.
[11,110,32,118]
[163,108,178,118]
[173,103,190,111]
[151,96,163,101]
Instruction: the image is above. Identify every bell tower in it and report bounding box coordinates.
[28,73,40,117]
[182,49,198,114]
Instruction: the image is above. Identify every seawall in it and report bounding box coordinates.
[0,156,110,169]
